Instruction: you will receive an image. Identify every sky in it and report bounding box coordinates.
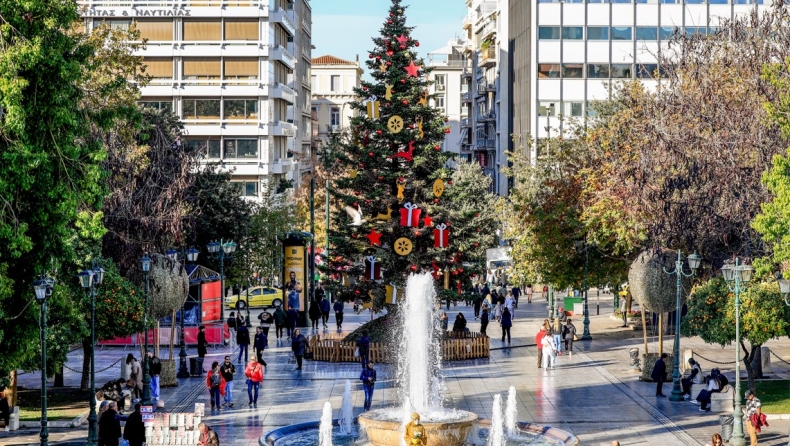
[311,0,468,78]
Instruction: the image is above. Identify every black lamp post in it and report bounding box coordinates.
[140,254,152,406]
[207,240,236,324]
[573,240,592,341]
[33,274,54,446]
[78,263,104,446]
[664,250,701,402]
[167,247,199,379]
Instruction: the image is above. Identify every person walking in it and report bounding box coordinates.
[98,401,122,446]
[552,317,562,355]
[309,298,321,330]
[244,357,264,407]
[273,305,287,339]
[236,320,250,364]
[258,309,273,338]
[356,331,371,369]
[480,304,489,336]
[525,284,533,304]
[253,326,268,367]
[746,390,764,446]
[360,361,377,411]
[206,361,225,410]
[125,354,143,400]
[219,356,235,408]
[147,350,161,404]
[500,307,512,343]
[535,327,546,369]
[0,387,10,432]
[651,353,668,397]
[319,293,331,329]
[541,331,557,369]
[286,306,298,338]
[198,422,220,446]
[563,320,577,355]
[122,403,145,446]
[438,311,449,332]
[333,299,344,330]
[504,292,515,319]
[473,294,482,320]
[291,328,307,371]
[197,325,208,372]
[227,311,237,350]
[511,285,520,308]
[493,298,502,323]
[542,285,548,301]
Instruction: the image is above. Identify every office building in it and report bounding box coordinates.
[311,55,363,146]
[427,39,470,158]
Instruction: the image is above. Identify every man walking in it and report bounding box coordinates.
[360,362,377,411]
[147,350,161,404]
[333,299,344,330]
[286,306,298,338]
[319,291,331,329]
[236,319,250,364]
[220,356,235,408]
[651,353,668,397]
[244,357,264,407]
[273,305,287,339]
[356,331,371,369]
[745,390,764,446]
[535,327,546,369]
[123,403,145,446]
[197,325,208,373]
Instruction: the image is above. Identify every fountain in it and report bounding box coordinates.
[261,273,580,446]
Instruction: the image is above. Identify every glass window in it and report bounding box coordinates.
[224,58,258,79]
[562,26,584,40]
[586,101,599,117]
[564,102,583,117]
[587,64,610,79]
[659,27,675,40]
[224,20,258,40]
[538,101,557,117]
[636,64,658,79]
[562,63,584,79]
[134,20,172,41]
[538,26,560,40]
[610,64,633,79]
[708,27,720,35]
[183,20,221,41]
[330,75,340,91]
[141,58,173,78]
[241,181,258,197]
[139,101,172,112]
[104,20,131,31]
[330,107,340,126]
[235,139,258,158]
[183,99,220,119]
[587,27,609,40]
[538,64,560,79]
[186,139,220,159]
[635,27,657,41]
[685,27,707,35]
[183,58,221,79]
[611,27,632,40]
[223,99,257,119]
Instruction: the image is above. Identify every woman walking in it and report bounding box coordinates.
[500,307,513,343]
[480,304,490,336]
[244,357,264,407]
[309,298,321,331]
[541,333,557,369]
[563,320,577,355]
[291,328,307,371]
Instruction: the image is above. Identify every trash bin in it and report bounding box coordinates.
[720,414,734,441]
[189,358,203,377]
[120,356,131,381]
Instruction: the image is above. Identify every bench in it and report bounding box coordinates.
[691,383,706,400]
[711,385,734,413]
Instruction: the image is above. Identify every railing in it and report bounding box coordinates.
[479,48,496,64]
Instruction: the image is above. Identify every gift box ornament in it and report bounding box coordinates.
[385,283,405,304]
[364,256,382,280]
[399,202,421,227]
[433,223,449,248]
[364,95,380,119]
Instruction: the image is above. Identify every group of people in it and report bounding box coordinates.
[123,350,162,408]
[535,318,577,370]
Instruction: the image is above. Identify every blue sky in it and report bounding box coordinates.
[312,0,467,78]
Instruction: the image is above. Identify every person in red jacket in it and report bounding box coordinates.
[205,362,226,411]
[535,328,546,369]
[244,357,264,407]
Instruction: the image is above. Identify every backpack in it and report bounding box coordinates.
[210,371,221,388]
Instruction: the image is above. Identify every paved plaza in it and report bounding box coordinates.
[4,297,790,446]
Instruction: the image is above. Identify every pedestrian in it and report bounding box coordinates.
[333,299,344,330]
[219,356,235,408]
[319,292,331,329]
[500,307,512,343]
[682,358,703,399]
[481,284,490,300]
[526,284,533,303]
[258,309,273,337]
[253,327,268,367]
[439,311,449,332]
[541,330,557,369]
[356,331,371,369]
[244,357,264,407]
[551,317,562,355]
[563,320,577,355]
[542,285,548,301]
[746,390,765,446]
[273,305,287,339]
[535,327,546,369]
[452,313,468,334]
[360,361,377,411]
[206,361,225,411]
[309,297,321,330]
[493,298,502,322]
[504,292,515,319]
[286,306,298,337]
[291,328,307,371]
[125,354,142,400]
[473,295,482,319]
[708,434,723,446]
[511,285,520,308]
[98,401,122,446]
[480,304,489,336]
[122,403,145,446]
[486,268,495,286]
[198,422,220,446]
[236,319,250,364]
[227,311,237,349]
[147,350,161,403]
[651,353,668,397]
[0,387,10,432]
[197,325,208,372]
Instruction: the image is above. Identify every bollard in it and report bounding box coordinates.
[629,347,641,371]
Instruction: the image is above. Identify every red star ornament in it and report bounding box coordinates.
[396,34,409,45]
[404,61,420,78]
[366,229,383,246]
[422,215,433,227]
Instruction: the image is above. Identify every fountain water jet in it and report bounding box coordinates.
[488,394,504,446]
[339,380,354,436]
[505,387,517,438]
[319,402,334,446]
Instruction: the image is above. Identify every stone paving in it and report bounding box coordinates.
[4,298,790,446]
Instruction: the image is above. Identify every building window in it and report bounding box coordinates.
[102,20,131,31]
[183,58,221,80]
[635,27,658,41]
[330,75,340,91]
[224,58,258,80]
[224,20,258,40]
[537,101,557,117]
[564,102,583,117]
[186,139,221,159]
[561,63,584,79]
[183,20,221,41]
[611,27,633,40]
[435,95,445,110]
[435,74,446,86]
[659,26,675,40]
[311,75,317,90]
[139,101,173,112]
[330,107,340,126]
[538,64,560,79]
[134,20,173,41]
[587,64,610,79]
[562,26,583,40]
[183,99,221,119]
[637,64,659,79]
[610,64,633,79]
[233,181,259,197]
[586,101,600,117]
[685,27,707,36]
[141,58,173,79]
[224,138,258,158]
[223,99,258,120]
[538,26,560,40]
[587,26,609,40]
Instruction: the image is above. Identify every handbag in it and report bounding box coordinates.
[120,440,129,446]
[573,334,579,341]
[304,351,314,360]
[354,348,360,357]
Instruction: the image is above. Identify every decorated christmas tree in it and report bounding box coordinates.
[324,0,491,307]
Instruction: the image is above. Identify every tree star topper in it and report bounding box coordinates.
[404,61,420,78]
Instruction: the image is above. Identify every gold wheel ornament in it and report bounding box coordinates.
[433,179,445,198]
[394,237,413,256]
[387,115,404,134]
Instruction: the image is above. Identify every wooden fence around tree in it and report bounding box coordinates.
[307,332,490,363]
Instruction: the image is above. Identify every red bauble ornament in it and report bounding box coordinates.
[410,265,418,272]
[388,20,393,24]
[386,103,392,106]
[399,177,405,182]
[409,124,415,129]
[402,99,409,105]
[477,228,481,232]
[353,202,358,207]
[445,128,451,134]
[434,198,439,203]
[359,163,365,168]
[452,270,459,276]
[352,234,358,239]
[474,242,479,247]
[387,61,392,66]
[377,130,383,135]
[376,56,381,61]
[363,86,368,91]
[387,49,394,56]
[414,230,420,237]
[448,180,453,185]
[377,176,384,181]
[354,191,360,196]
[369,54,375,59]
[400,79,406,84]
[434,145,441,151]
[400,44,406,50]
[445,117,449,122]
[389,12,394,17]
[368,151,374,157]
[355,289,361,295]
[475,213,480,217]
[415,41,420,47]
[365,199,371,204]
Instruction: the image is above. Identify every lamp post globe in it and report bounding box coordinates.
[721,258,750,446]
[33,276,53,446]
[664,250,700,403]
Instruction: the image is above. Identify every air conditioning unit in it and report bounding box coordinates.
[437,84,446,91]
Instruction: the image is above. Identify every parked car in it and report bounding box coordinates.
[225,286,282,310]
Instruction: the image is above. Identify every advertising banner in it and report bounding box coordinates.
[284,245,305,311]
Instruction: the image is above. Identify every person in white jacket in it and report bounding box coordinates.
[541,333,557,369]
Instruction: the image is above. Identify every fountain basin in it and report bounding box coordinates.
[358,409,478,446]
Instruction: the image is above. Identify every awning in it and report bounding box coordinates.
[186,264,222,284]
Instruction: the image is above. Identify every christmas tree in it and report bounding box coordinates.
[324,0,486,306]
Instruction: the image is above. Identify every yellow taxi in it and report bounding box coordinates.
[224,286,282,310]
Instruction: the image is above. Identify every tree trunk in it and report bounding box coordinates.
[10,370,18,406]
[641,307,649,355]
[751,345,763,379]
[658,313,663,356]
[80,340,91,391]
[169,310,176,361]
[741,340,759,393]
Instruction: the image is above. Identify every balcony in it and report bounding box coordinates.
[479,112,496,122]
[462,12,475,30]
[475,1,497,22]
[479,48,496,67]
[327,124,341,133]
[270,120,296,137]
[461,117,471,127]
[302,17,311,35]
[270,44,296,70]
[270,158,295,174]
[302,44,311,60]
[479,18,497,39]
[269,82,295,103]
[270,7,296,36]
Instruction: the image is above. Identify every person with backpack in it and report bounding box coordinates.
[205,361,225,411]
[244,357,264,407]
[273,305,287,339]
[236,320,250,364]
[147,350,161,404]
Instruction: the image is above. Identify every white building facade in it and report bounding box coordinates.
[310,55,363,145]
[427,39,469,158]
[78,0,312,201]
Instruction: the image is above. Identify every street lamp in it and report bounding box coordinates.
[664,250,701,402]
[78,263,104,446]
[33,274,54,446]
[140,254,152,406]
[573,239,592,341]
[207,240,236,324]
[721,258,753,446]
[774,273,790,446]
[167,247,200,379]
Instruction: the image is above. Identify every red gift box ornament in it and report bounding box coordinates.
[399,202,421,227]
[365,256,382,280]
[433,223,450,248]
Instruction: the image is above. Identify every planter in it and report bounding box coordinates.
[160,360,177,387]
